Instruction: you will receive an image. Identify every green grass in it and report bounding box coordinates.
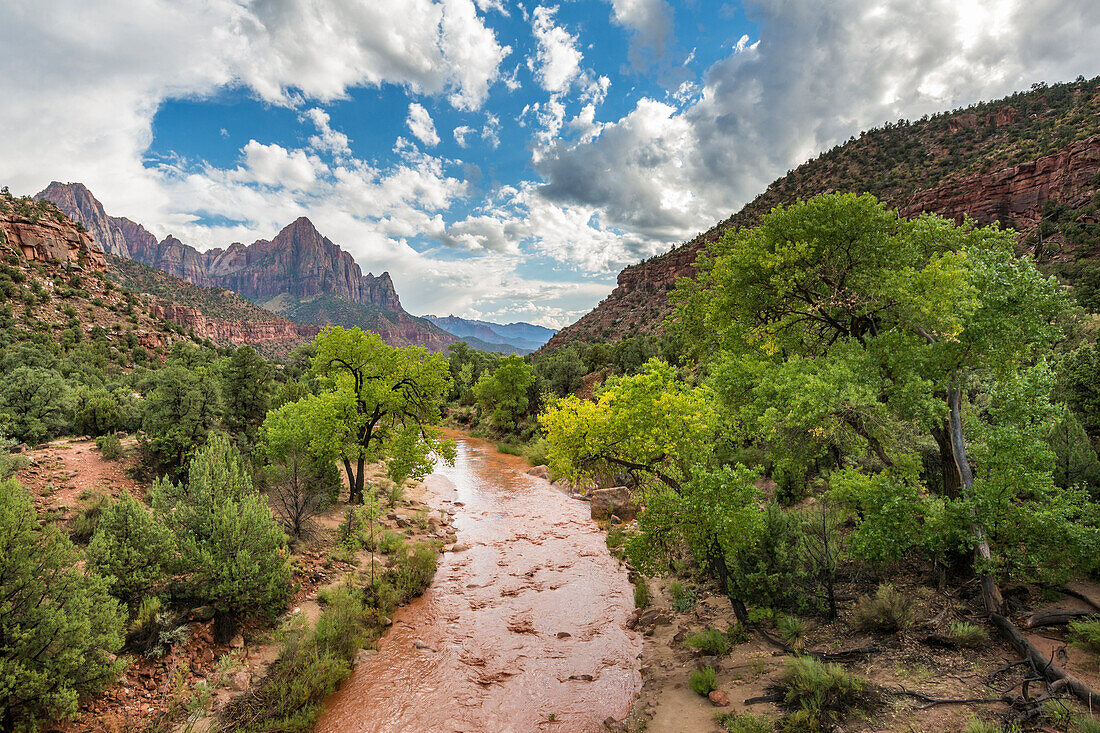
[715,712,773,733]
[689,665,718,696]
[1069,618,1100,653]
[852,583,914,633]
[773,657,871,733]
[948,621,989,648]
[685,628,732,656]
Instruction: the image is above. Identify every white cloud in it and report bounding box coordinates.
[305,108,351,157]
[527,5,583,93]
[233,140,327,190]
[406,102,441,146]
[527,0,1100,268]
[606,0,674,69]
[453,125,476,147]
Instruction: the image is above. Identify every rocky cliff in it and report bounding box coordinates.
[546,77,1100,349]
[0,193,106,271]
[146,302,321,345]
[37,183,401,311]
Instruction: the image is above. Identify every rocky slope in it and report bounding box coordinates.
[1,188,316,354]
[546,76,1100,349]
[37,183,401,310]
[37,183,454,349]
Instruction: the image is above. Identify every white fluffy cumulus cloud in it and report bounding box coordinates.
[517,0,1100,269]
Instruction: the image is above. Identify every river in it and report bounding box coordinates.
[317,432,642,733]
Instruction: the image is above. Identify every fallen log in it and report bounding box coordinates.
[1026,609,1097,629]
[1061,586,1100,613]
[990,612,1100,708]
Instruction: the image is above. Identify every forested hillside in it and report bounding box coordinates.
[547,76,1100,348]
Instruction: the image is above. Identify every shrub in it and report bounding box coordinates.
[69,491,113,544]
[669,580,696,612]
[1069,618,1100,653]
[0,482,125,729]
[777,615,807,651]
[948,621,989,648]
[126,596,187,659]
[726,623,752,645]
[689,665,719,696]
[852,583,914,633]
[962,718,1007,733]
[95,432,122,459]
[87,493,174,601]
[149,434,292,618]
[774,657,870,732]
[686,628,732,656]
[221,585,367,732]
[716,712,774,733]
[634,579,651,609]
[389,541,438,603]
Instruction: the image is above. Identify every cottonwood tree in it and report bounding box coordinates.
[276,327,453,504]
[674,193,1099,699]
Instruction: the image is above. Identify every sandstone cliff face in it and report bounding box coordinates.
[899,135,1100,229]
[35,181,131,257]
[0,212,106,272]
[147,302,321,345]
[37,184,402,311]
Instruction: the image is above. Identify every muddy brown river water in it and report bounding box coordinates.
[317,432,642,733]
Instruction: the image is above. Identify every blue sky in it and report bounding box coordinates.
[2,1,1099,326]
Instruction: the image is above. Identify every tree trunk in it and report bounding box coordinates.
[352,456,366,505]
[343,458,356,503]
[931,421,962,498]
[949,387,1099,707]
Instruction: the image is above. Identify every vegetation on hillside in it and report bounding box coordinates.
[543,193,1100,725]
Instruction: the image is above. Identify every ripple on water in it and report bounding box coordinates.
[317,432,641,733]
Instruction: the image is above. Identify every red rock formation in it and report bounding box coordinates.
[147,302,320,345]
[0,211,106,272]
[899,135,1100,229]
[37,184,402,311]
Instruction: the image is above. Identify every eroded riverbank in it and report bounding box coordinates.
[318,432,642,733]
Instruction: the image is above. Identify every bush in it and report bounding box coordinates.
[87,493,174,601]
[777,615,807,651]
[0,482,125,729]
[221,585,367,732]
[948,621,989,648]
[669,580,696,612]
[633,579,651,609]
[389,541,438,603]
[685,628,732,656]
[716,712,774,733]
[126,596,187,659]
[689,665,718,696]
[852,583,914,633]
[1069,618,1100,653]
[774,657,870,732]
[149,434,292,618]
[69,491,113,544]
[95,432,122,459]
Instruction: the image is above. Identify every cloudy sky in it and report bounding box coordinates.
[2,1,1099,327]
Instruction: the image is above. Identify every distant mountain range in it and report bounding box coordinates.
[36,182,551,353]
[422,315,557,355]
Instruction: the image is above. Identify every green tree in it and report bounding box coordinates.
[287,327,453,504]
[140,363,222,478]
[473,354,535,431]
[1047,408,1100,492]
[149,434,291,617]
[221,345,274,447]
[87,493,174,601]
[0,367,71,444]
[0,483,125,730]
[262,400,342,539]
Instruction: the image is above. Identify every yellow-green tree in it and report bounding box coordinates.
[270,327,453,504]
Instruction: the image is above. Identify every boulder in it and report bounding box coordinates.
[526,465,550,479]
[229,671,251,691]
[589,486,637,522]
[189,605,215,622]
[708,690,730,707]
